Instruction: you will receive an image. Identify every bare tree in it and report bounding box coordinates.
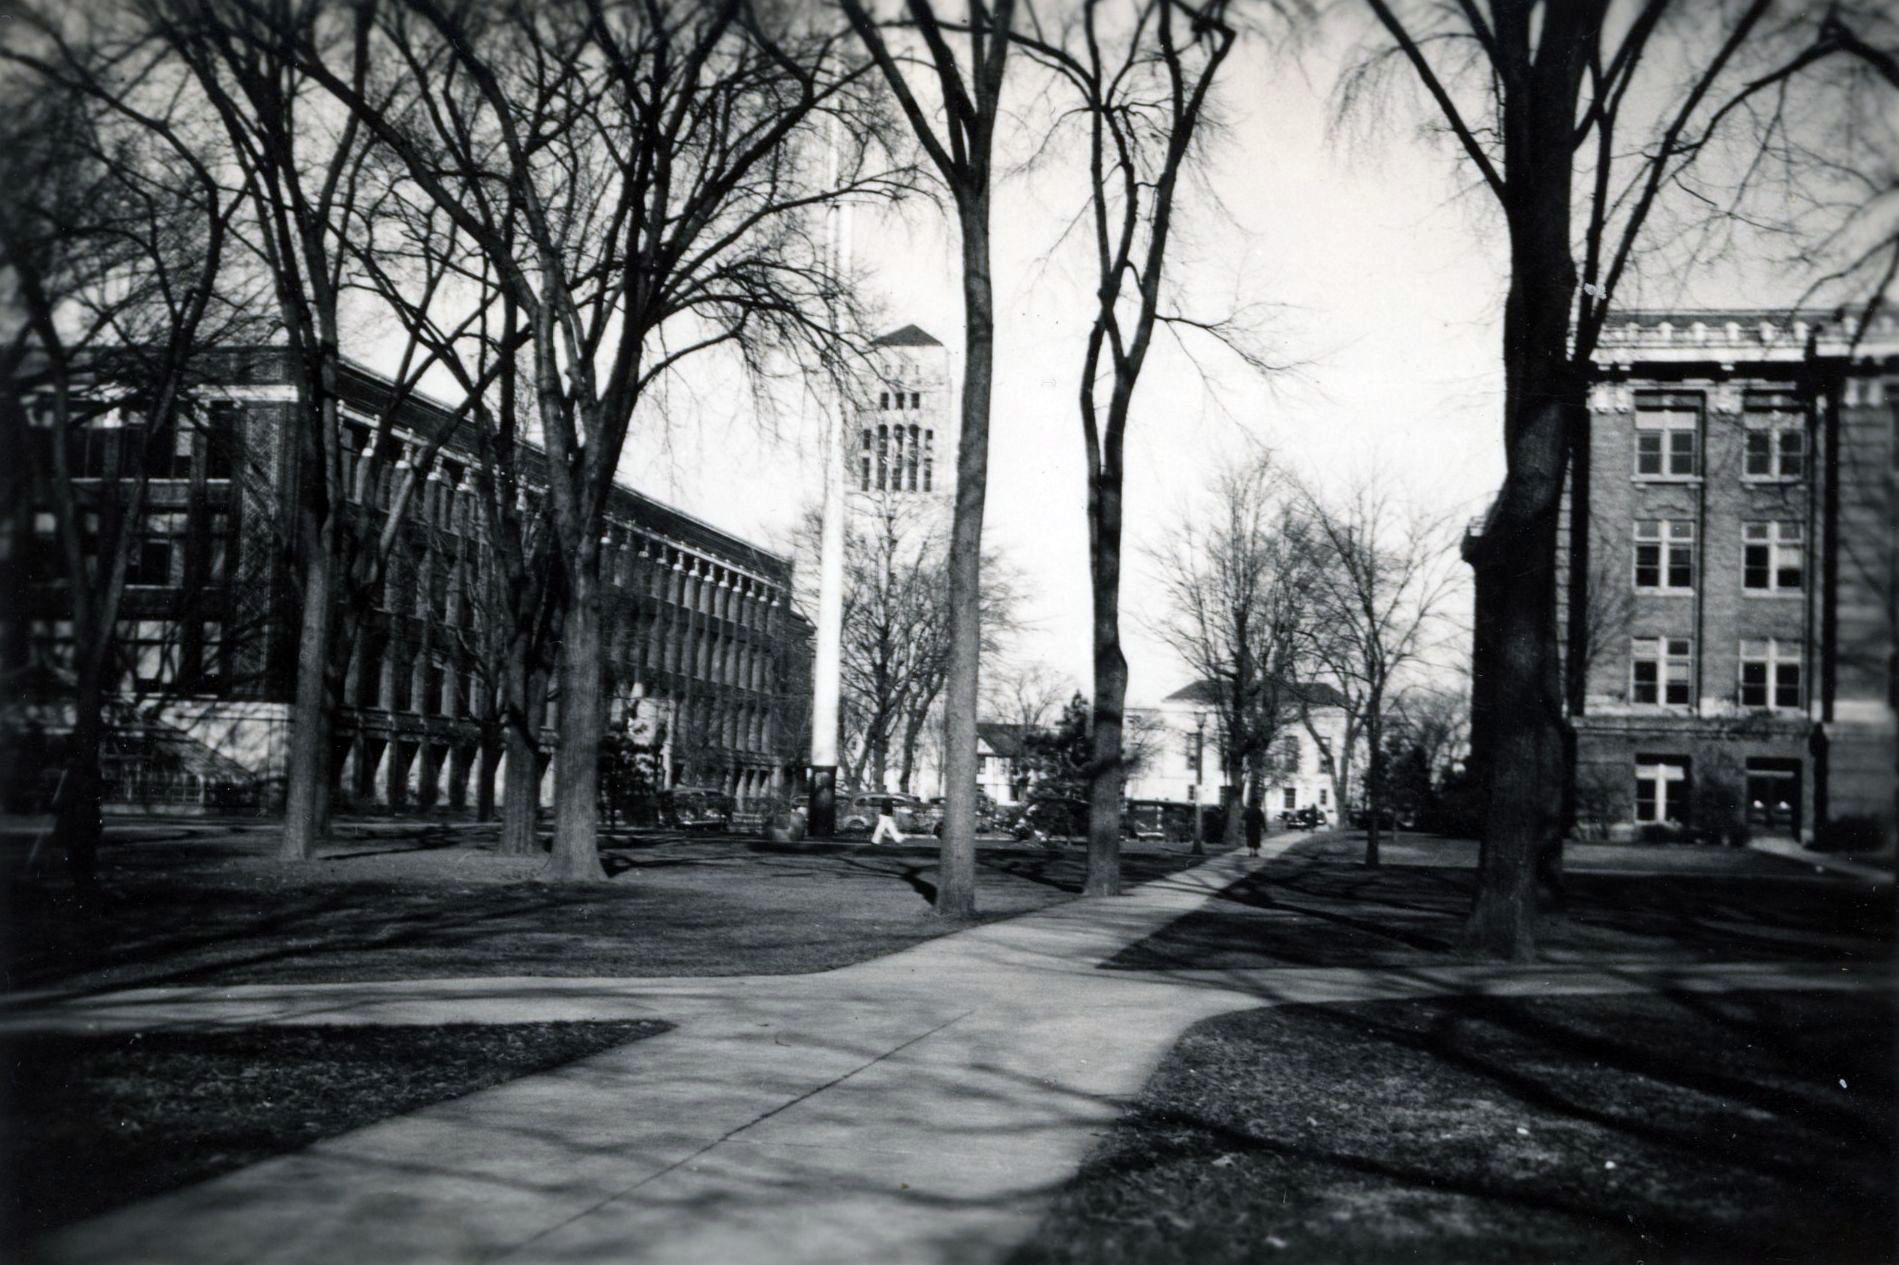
[1004,0,1239,895]
[301,0,894,878]
[1293,474,1457,866]
[1345,0,1876,957]
[1150,457,1313,852]
[0,6,254,891]
[842,0,1016,916]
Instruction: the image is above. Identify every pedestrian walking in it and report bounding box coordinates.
[1243,800,1266,856]
[871,797,906,845]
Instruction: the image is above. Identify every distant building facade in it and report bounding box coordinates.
[1124,679,1359,814]
[12,349,813,812]
[1553,309,1896,844]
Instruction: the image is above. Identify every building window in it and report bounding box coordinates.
[923,429,935,491]
[907,424,921,491]
[127,512,190,587]
[120,619,181,690]
[146,415,196,480]
[1318,787,1328,806]
[1633,519,1695,592]
[199,621,225,691]
[1634,756,1690,825]
[859,428,872,491]
[910,391,920,409]
[1742,522,1804,593]
[1743,392,1807,481]
[893,387,905,411]
[1740,639,1803,710]
[1630,636,1694,706]
[1634,400,1699,478]
[29,619,74,671]
[1282,786,1296,810]
[879,391,889,409]
[205,403,238,480]
[877,424,889,490]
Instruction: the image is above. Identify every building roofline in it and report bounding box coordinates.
[328,356,795,574]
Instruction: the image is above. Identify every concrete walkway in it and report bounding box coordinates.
[11,842,1895,1265]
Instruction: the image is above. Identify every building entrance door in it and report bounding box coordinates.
[1745,759,1801,837]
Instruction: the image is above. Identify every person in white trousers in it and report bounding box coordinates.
[870,798,906,845]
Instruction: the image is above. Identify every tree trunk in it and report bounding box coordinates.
[936,196,996,920]
[498,634,546,856]
[1221,758,1244,850]
[281,511,334,860]
[55,669,106,897]
[1085,475,1126,896]
[1464,488,1565,960]
[1364,701,1383,868]
[1464,262,1576,958]
[547,560,606,880]
[476,718,501,823]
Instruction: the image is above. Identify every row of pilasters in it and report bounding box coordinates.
[334,732,553,813]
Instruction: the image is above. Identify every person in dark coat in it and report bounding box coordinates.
[1243,801,1267,856]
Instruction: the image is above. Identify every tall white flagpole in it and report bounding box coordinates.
[808,118,852,837]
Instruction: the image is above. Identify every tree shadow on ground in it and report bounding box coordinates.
[1107,861,1895,970]
[1016,988,1897,1265]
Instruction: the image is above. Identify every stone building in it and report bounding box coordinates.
[14,349,812,813]
[1558,309,1895,844]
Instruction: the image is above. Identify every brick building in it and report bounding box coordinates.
[1556,310,1895,844]
[13,349,812,813]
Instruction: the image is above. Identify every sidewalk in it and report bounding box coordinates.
[1748,834,1897,886]
[12,840,1894,1265]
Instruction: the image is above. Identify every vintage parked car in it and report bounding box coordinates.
[1279,805,1328,830]
[839,793,926,834]
[659,786,734,831]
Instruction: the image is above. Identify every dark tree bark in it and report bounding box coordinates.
[1008,0,1237,896]
[1356,0,1847,957]
[844,0,1017,918]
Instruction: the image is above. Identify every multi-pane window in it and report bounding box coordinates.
[1631,636,1694,706]
[1633,519,1695,591]
[909,391,921,409]
[1634,401,1699,478]
[859,428,872,491]
[127,512,190,586]
[922,429,935,491]
[119,619,181,690]
[1634,756,1690,825]
[1739,639,1803,710]
[199,622,224,691]
[1742,522,1804,593]
[1743,392,1807,481]
[1282,786,1296,810]
[29,619,75,671]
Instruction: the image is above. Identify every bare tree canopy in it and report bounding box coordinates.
[1343,0,1887,958]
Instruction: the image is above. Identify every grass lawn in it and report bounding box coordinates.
[1108,849,1893,969]
[3,823,1210,993]
[1015,990,1897,1265]
[1,1019,668,1243]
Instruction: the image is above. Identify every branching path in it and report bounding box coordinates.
[7,839,1892,1265]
